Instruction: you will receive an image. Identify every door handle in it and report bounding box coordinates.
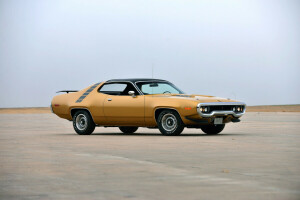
[107,98,112,101]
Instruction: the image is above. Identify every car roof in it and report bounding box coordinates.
[106,78,168,83]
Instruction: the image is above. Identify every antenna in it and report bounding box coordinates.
[152,63,154,79]
[230,92,236,100]
[152,63,154,96]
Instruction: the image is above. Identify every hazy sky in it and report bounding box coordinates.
[0,0,299,107]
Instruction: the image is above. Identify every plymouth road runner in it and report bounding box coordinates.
[51,79,246,136]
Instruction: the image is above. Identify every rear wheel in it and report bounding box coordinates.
[73,110,95,135]
[201,124,225,135]
[157,110,184,136]
[119,127,138,134]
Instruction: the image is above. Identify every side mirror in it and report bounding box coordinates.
[128,91,136,97]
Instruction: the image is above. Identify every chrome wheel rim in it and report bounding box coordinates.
[161,113,177,132]
[76,114,87,131]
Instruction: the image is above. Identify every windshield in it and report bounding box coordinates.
[136,82,184,95]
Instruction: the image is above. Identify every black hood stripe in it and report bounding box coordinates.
[76,83,100,103]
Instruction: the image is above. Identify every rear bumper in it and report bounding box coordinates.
[197,102,246,118]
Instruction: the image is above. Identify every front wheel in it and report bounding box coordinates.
[201,124,225,135]
[73,110,95,135]
[157,110,184,136]
[119,127,138,134]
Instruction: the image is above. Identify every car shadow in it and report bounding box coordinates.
[89,132,244,137]
[55,132,244,137]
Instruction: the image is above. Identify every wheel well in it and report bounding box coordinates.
[154,108,183,124]
[70,108,95,123]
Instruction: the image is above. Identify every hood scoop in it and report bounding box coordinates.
[195,96,214,100]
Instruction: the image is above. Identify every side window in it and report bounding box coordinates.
[99,83,138,96]
[99,83,127,95]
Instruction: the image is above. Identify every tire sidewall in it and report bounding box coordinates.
[73,110,95,135]
[158,110,184,136]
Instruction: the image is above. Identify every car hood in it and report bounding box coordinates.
[149,94,239,103]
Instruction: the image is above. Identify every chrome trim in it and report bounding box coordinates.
[197,102,246,117]
[75,114,88,130]
[161,113,178,132]
[135,80,169,84]
[70,108,96,124]
[50,105,54,113]
[128,90,136,97]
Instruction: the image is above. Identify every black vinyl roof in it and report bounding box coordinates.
[106,78,167,83]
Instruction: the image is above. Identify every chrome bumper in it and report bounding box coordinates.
[50,104,54,113]
[197,102,246,118]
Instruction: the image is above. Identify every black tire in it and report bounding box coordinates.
[201,124,225,135]
[157,110,184,136]
[119,127,138,134]
[73,110,95,135]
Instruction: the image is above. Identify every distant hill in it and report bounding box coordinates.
[246,105,300,112]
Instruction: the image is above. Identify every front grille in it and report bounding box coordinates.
[200,105,245,114]
[209,105,235,111]
[197,102,246,117]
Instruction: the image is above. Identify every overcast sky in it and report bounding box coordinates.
[0,0,299,107]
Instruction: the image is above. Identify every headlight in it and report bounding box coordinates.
[237,107,241,112]
[233,107,236,111]
[199,106,210,113]
[200,106,209,112]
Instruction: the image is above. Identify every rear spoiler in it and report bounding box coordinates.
[56,90,78,94]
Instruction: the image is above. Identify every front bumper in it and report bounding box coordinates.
[50,104,54,113]
[197,102,246,118]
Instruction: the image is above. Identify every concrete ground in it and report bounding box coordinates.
[0,112,299,200]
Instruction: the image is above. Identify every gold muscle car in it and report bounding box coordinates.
[51,78,246,136]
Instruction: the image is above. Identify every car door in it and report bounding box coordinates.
[99,82,145,125]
